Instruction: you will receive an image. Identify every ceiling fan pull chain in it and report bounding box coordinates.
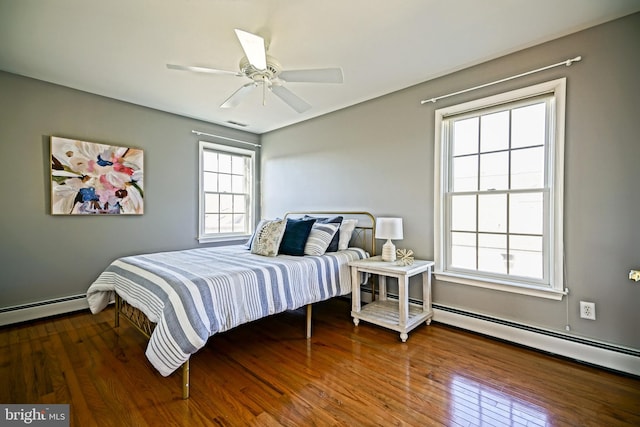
[263,76,267,106]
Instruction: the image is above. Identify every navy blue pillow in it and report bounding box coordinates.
[304,215,343,252]
[279,218,317,256]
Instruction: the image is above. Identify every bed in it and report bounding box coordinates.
[86,211,375,399]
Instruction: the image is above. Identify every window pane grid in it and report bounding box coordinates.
[200,143,254,239]
[447,99,549,283]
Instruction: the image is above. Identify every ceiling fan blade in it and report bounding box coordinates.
[278,68,344,84]
[220,83,256,109]
[234,29,267,70]
[271,85,312,113]
[166,63,242,77]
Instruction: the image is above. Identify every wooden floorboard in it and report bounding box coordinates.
[1,297,639,426]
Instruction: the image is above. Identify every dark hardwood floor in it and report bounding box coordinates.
[1,298,639,426]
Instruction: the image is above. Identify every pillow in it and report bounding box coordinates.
[338,219,358,250]
[244,219,268,249]
[250,219,286,257]
[304,222,340,256]
[304,215,343,252]
[278,217,317,256]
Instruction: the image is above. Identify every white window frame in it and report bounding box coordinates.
[198,140,256,244]
[434,78,566,300]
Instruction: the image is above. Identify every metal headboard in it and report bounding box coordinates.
[283,211,376,256]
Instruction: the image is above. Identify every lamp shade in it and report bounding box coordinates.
[375,217,403,240]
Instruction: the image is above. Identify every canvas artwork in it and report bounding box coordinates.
[50,136,144,215]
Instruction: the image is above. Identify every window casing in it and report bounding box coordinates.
[434,79,565,300]
[198,141,255,243]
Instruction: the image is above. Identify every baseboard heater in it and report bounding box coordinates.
[0,294,89,327]
[357,287,639,377]
[430,301,640,377]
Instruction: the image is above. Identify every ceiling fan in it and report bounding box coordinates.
[167,29,344,113]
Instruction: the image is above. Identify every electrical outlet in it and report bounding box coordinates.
[580,301,596,320]
[629,270,640,282]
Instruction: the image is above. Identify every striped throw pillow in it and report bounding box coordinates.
[304,223,340,256]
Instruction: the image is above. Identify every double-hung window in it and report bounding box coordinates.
[198,140,255,243]
[434,78,566,299]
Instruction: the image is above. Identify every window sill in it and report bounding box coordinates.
[434,271,566,300]
[198,234,250,245]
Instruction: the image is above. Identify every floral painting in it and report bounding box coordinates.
[50,136,144,215]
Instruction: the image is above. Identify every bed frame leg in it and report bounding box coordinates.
[306,304,312,339]
[182,360,190,399]
[114,294,120,328]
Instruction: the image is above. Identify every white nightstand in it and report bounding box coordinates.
[349,255,434,342]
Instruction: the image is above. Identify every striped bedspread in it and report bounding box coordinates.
[87,245,367,376]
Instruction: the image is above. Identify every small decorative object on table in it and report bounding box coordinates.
[395,249,414,266]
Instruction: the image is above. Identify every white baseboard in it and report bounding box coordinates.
[433,305,640,377]
[0,295,89,327]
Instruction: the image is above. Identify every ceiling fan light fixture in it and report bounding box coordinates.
[239,55,281,82]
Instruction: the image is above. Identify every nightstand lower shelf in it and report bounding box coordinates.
[351,299,433,342]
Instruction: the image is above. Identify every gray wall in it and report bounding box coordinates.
[261,13,640,349]
[0,72,259,308]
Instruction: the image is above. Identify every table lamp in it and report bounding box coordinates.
[375,217,403,262]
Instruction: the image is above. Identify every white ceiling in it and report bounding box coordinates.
[1,1,639,134]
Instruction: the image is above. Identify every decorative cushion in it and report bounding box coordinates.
[250,219,286,257]
[244,219,268,249]
[304,222,340,256]
[278,218,317,256]
[338,219,358,250]
[304,215,343,252]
